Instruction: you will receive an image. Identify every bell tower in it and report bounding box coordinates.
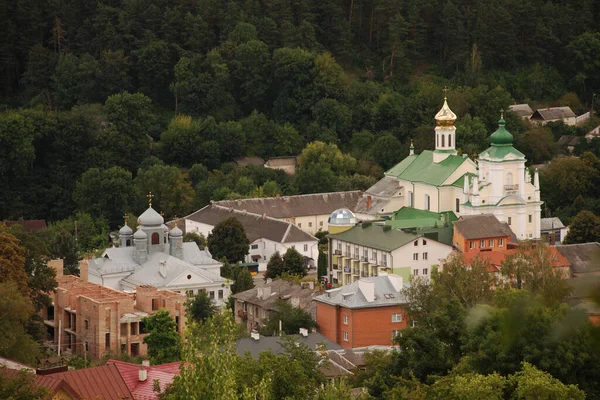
[433,87,458,163]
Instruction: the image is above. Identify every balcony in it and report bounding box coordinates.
[343,267,351,273]
[361,271,369,277]
[504,184,519,191]
[334,250,341,255]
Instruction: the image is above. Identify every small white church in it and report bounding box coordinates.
[357,96,542,240]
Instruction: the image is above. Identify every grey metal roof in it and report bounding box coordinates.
[235,156,265,167]
[557,135,581,147]
[540,217,565,231]
[509,104,534,117]
[453,214,513,240]
[555,243,600,274]
[531,107,576,121]
[213,191,363,219]
[184,205,317,244]
[314,275,409,309]
[354,177,402,215]
[235,333,342,358]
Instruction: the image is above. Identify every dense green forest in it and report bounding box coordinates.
[2,0,600,233]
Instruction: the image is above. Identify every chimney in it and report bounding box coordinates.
[138,366,147,382]
[366,195,372,210]
[299,328,308,337]
[79,260,89,282]
[388,274,403,292]
[48,259,64,279]
[266,278,273,284]
[251,331,260,341]
[142,360,150,367]
[358,279,375,302]
[261,287,271,300]
[262,213,266,220]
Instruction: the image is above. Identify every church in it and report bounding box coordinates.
[87,197,230,306]
[356,95,542,240]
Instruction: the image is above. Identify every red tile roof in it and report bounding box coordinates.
[4,218,47,232]
[0,368,79,399]
[107,360,181,400]
[462,247,571,270]
[49,363,133,399]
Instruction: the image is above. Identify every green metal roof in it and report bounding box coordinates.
[386,207,457,229]
[480,145,525,159]
[328,223,420,252]
[479,117,525,159]
[451,172,478,188]
[385,150,470,186]
[490,117,513,145]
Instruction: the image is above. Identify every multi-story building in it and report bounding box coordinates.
[452,214,514,253]
[315,275,409,348]
[327,214,453,284]
[43,271,186,360]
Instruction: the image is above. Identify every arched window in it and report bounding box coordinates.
[455,198,460,213]
[441,135,445,147]
[424,194,430,210]
[126,239,131,247]
[151,232,160,245]
[448,134,452,147]
[506,172,513,186]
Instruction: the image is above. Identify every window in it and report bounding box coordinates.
[469,241,474,249]
[422,239,427,245]
[251,244,258,249]
[489,240,494,247]
[363,249,368,258]
[413,269,419,276]
[186,290,194,297]
[529,215,532,223]
[84,341,89,352]
[218,290,224,299]
[343,315,348,325]
[346,245,351,255]
[499,239,504,247]
[84,319,89,330]
[424,194,430,211]
[392,313,403,323]
[508,217,512,225]
[304,244,308,252]
[423,252,428,260]
[441,134,445,147]
[382,254,387,264]
[320,221,323,227]
[423,268,428,275]
[308,222,312,227]
[130,322,138,335]
[126,239,131,247]
[506,172,513,186]
[456,198,460,213]
[480,240,485,248]
[298,223,302,228]
[413,253,418,261]
[414,240,418,246]
[355,246,359,255]
[209,291,215,299]
[343,331,349,341]
[242,302,247,312]
[392,330,401,339]
[152,298,158,310]
[151,232,159,245]
[448,134,452,147]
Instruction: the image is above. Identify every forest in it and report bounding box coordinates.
[2,0,600,244]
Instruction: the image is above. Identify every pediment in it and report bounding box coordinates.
[497,195,527,206]
[168,269,211,286]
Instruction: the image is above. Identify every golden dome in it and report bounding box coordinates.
[435,98,457,126]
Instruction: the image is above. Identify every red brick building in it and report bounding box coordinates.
[315,275,408,348]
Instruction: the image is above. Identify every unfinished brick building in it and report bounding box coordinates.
[43,266,186,360]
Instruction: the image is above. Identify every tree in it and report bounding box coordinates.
[259,300,317,336]
[0,367,50,400]
[183,232,207,249]
[186,291,217,323]
[509,362,585,400]
[433,254,494,308]
[232,267,254,294]
[298,141,357,175]
[283,247,306,277]
[317,251,327,280]
[207,217,249,264]
[142,310,181,365]
[265,251,284,280]
[0,282,40,364]
[295,164,336,194]
[564,210,600,244]
[369,134,403,170]
[0,231,30,296]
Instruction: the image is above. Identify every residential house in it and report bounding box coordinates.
[328,221,453,285]
[233,279,321,332]
[213,191,364,234]
[107,359,180,399]
[385,207,458,245]
[453,214,515,253]
[355,98,543,241]
[235,156,265,167]
[87,206,229,305]
[43,269,186,360]
[3,217,47,232]
[530,107,577,126]
[182,204,318,271]
[557,135,581,153]
[315,275,409,348]
[586,124,600,143]
[264,156,298,175]
[540,217,568,244]
[509,104,534,119]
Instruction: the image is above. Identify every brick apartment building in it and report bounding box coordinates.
[42,261,186,360]
[453,214,515,253]
[314,275,409,348]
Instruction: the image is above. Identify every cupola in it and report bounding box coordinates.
[490,111,514,146]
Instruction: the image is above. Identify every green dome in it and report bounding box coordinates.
[490,117,513,146]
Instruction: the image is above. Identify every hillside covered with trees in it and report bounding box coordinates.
[2,0,600,231]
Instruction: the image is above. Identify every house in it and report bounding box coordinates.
[107,359,180,400]
[328,220,454,285]
[586,125,600,143]
[42,267,186,360]
[315,275,409,348]
[540,217,568,244]
[0,367,93,400]
[557,135,581,153]
[264,156,298,175]
[235,156,265,167]
[385,207,458,245]
[556,243,600,278]
[233,279,321,332]
[509,104,534,119]
[182,204,318,271]
[3,217,47,232]
[453,214,515,253]
[530,107,577,126]
[213,191,364,234]
[356,97,542,240]
[87,205,229,304]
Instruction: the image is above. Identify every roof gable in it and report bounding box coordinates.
[386,151,471,187]
[453,214,513,240]
[329,223,421,252]
[314,275,409,309]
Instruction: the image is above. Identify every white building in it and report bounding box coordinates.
[182,204,319,271]
[88,206,230,306]
[356,96,542,240]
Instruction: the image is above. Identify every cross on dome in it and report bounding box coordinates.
[146,192,154,207]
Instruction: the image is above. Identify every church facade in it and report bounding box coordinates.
[357,97,542,240]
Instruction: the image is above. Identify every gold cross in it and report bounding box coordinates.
[160,211,164,217]
[146,191,154,207]
[500,108,505,119]
[442,86,449,99]
[123,214,128,225]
